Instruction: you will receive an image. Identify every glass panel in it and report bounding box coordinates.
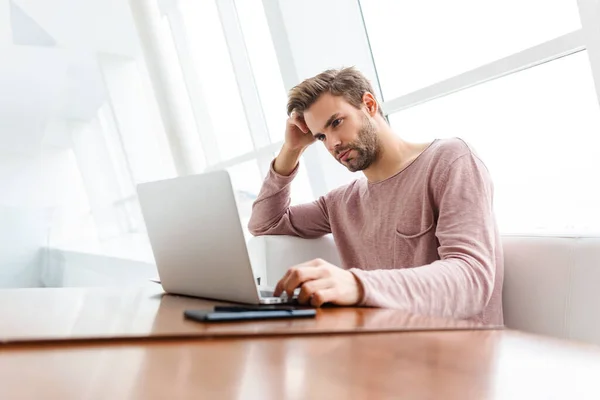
[1,0,183,273]
[360,0,582,99]
[389,51,600,234]
[291,159,315,205]
[179,0,254,160]
[235,0,288,144]
[227,160,263,240]
[97,104,135,198]
[99,53,179,184]
[268,152,315,205]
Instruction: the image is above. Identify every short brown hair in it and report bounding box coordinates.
[287,66,384,118]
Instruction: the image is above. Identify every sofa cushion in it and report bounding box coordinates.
[502,235,600,344]
[247,234,600,345]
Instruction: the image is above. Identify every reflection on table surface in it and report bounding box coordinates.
[0,285,499,343]
[1,329,599,400]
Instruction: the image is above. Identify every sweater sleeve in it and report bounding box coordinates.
[248,160,331,238]
[349,152,497,320]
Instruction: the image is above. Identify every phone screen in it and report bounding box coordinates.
[184,309,316,322]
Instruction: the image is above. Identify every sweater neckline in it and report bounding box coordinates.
[367,139,439,186]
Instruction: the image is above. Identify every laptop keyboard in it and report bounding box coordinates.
[260,289,299,299]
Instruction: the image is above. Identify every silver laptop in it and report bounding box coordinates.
[136,170,291,305]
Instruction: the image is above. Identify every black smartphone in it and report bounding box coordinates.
[213,305,300,312]
[184,309,316,322]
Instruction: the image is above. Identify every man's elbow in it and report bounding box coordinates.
[247,213,284,237]
[247,217,267,237]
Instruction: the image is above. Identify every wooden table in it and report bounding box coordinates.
[1,330,600,399]
[0,286,498,343]
[3,287,598,399]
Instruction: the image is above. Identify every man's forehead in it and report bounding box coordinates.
[304,95,350,125]
[308,93,344,114]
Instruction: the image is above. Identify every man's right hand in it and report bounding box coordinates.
[274,111,316,176]
[285,111,316,151]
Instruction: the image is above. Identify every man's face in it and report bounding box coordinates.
[303,93,380,172]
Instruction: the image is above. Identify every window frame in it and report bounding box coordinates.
[359,0,600,236]
[364,1,600,118]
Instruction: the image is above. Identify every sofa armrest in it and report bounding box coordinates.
[246,235,341,286]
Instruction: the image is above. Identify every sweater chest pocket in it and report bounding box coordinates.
[393,223,438,267]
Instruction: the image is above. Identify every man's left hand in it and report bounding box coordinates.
[273,259,364,307]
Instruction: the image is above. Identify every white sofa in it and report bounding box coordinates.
[247,234,600,346]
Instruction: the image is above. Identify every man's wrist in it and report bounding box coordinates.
[274,144,305,176]
[281,142,307,156]
[349,269,367,305]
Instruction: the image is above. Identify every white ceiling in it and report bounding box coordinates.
[14,0,140,57]
[0,0,143,154]
[10,0,55,46]
[0,0,11,46]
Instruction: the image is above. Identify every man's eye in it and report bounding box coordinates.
[332,119,342,128]
[315,134,326,142]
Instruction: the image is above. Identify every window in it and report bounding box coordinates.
[167,0,318,240]
[267,152,315,206]
[360,0,582,99]
[97,104,135,199]
[291,161,315,205]
[227,160,263,239]
[389,51,600,234]
[99,55,178,185]
[178,0,254,160]
[235,0,288,144]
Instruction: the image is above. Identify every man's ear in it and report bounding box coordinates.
[362,92,378,117]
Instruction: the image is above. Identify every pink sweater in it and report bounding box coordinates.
[248,138,504,325]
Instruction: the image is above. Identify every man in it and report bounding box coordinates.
[248,67,503,324]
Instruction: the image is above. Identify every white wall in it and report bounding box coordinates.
[0,209,44,287]
[14,0,140,57]
[0,152,45,287]
[41,248,157,287]
[0,145,95,287]
[0,0,158,287]
[0,146,156,288]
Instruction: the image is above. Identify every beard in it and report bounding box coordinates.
[336,115,381,172]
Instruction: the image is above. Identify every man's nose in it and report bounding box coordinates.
[328,133,342,153]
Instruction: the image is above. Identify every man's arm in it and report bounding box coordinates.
[248,114,331,238]
[349,152,498,319]
[273,143,304,176]
[248,158,331,238]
